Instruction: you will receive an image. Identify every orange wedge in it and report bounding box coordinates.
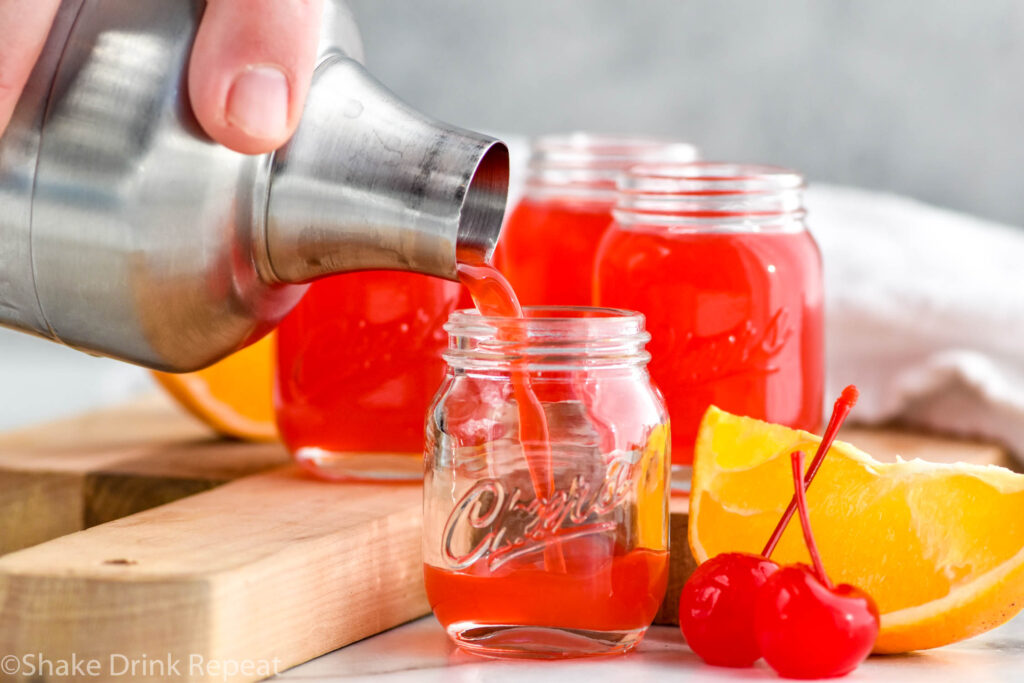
[689,405,1024,653]
[152,333,277,441]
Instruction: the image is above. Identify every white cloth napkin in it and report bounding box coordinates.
[809,184,1024,454]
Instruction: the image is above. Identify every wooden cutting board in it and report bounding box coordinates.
[0,396,426,682]
[0,395,287,555]
[0,396,1012,680]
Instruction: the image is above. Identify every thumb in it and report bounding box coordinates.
[0,0,61,136]
[188,0,324,155]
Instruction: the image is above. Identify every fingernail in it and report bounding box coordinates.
[226,66,290,140]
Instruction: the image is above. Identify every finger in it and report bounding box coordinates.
[0,0,61,135]
[188,0,324,155]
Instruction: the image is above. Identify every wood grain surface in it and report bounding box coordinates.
[0,468,426,683]
[0,394,286,553]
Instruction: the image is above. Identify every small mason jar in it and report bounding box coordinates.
[423,307,670,659]
[275,270,460,481]
[493,133,698,306]
[594,163,824,486]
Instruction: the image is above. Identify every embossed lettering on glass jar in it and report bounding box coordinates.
[423,307,670,659]
[493,134,698,306]
[594,163,824,484]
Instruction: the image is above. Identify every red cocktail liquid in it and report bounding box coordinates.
[275,270,460,479]
[425,536,669,637]
[495,198,614,306]
[455,260,524,318]
[595,227,824,465]
[492,134,698,307]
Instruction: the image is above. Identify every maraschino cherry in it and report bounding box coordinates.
[678,552,778,667]
[754,451,879,679]
[679,386,859,668]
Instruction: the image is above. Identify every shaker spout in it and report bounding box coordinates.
[262,55,509,284]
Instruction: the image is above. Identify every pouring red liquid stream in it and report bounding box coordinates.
[494,198,614,306]
[455,261,555,503]
[455,259,566,576]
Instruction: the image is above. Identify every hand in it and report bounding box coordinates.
[0,0,324,155]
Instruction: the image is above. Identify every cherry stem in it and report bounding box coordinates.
[761,385,859,558]
[790,450,832,588]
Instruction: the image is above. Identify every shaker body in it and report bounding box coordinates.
[0,0,507,372]
[0,0,364,370]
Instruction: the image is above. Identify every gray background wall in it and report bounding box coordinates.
[349,0,1024,226]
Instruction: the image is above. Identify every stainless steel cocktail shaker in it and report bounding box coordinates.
[0,0,508,371]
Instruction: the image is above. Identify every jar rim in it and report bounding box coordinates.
[531,133,699,168]
[525,133,699,202]
[449,305,642,325]
[444,306,651,369]
[615,161,806,223]
[620,162,804,195]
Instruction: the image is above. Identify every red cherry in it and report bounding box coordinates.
[678,386,860,668]
[679,552,779,667]
[755,566,879,679]
[755,451,879,679]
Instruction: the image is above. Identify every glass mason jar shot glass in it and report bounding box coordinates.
[594,163,825,487]
[275,271,461,481]
[423,307,671,659]
[493,133,698,306]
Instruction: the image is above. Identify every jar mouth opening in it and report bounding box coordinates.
[445,306,651,369]
[525,133,699,202]
[448,305,644,332]
[621,162,804,195]
[532,133,700,166]
[616,162,805,220]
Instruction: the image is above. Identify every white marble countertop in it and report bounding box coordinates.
[276,614,1024,682]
